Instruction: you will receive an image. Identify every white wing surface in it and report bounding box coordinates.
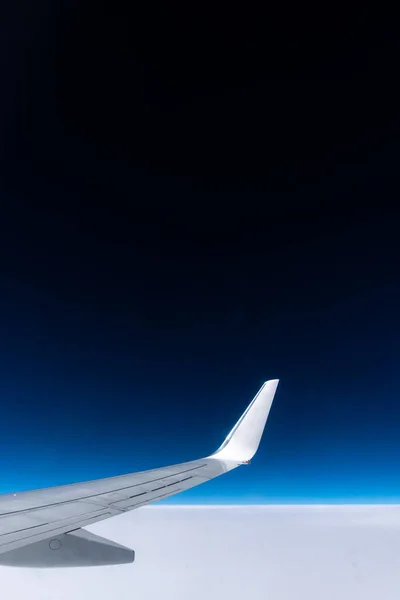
[0,379,278,567]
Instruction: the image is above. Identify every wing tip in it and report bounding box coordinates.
[210,378,279,463]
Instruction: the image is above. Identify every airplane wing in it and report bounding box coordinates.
[0,379,278,568]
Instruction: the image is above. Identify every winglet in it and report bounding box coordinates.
[210,379,279,463]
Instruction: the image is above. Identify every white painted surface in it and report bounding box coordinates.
[212,379,279,462]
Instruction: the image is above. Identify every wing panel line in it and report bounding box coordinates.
[0,512,112,553]
[0,464,209,518]
[0,522,49,537]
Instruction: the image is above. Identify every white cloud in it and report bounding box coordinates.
[2,505,400,599]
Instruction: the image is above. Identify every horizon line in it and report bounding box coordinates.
[144,502,400,508]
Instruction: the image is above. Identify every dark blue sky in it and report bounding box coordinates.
[1,1,400,502]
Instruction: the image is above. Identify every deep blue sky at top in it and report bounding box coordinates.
[1,1,400,502]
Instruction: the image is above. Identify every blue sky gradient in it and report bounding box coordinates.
[2,3,400,503]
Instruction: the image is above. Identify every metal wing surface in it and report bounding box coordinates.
[0,379,278,567]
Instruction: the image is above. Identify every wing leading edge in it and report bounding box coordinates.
[0,379,278,567]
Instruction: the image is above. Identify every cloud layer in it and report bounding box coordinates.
[2,505,400,599]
